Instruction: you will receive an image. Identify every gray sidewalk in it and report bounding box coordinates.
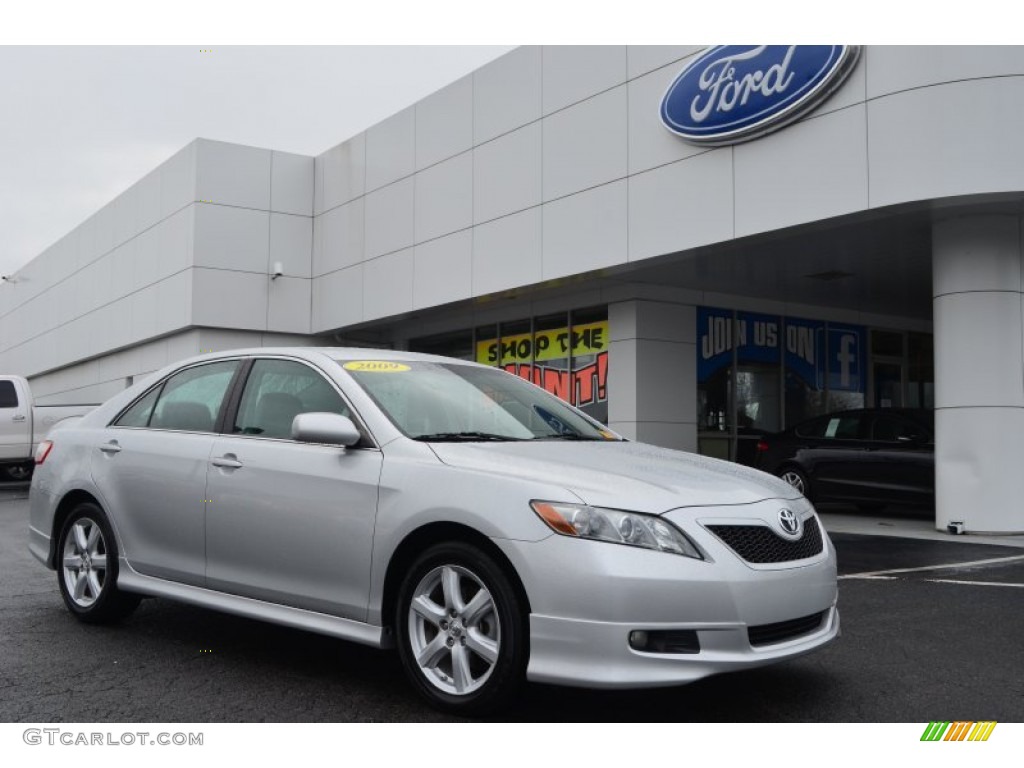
[819,509,1024,548]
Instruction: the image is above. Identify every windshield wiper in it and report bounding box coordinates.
[533,433,606,441]
[413,431,526,442]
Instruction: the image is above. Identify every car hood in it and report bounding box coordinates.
[428,440,802,514]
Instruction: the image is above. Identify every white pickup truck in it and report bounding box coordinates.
[0,375,96,481]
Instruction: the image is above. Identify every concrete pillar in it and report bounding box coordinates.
[933,214,1024,534]
[607,300,697,451]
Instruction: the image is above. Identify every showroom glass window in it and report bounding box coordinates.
[698,307,869,463]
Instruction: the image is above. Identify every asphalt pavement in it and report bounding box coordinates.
[2,483,1022,723]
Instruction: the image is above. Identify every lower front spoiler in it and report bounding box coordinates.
[526,603,839,689]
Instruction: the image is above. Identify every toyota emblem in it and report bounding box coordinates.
[778,508,802,537]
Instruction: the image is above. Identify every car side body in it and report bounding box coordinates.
[756,408,934,509]
[29,347,839,711]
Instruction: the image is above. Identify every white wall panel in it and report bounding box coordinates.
[320,133,366,213]
[133,226,160,293]
[627,46,703,80]
[542,46,626,114]
[271,151,314,216]
[365,106,416,192]
[109,241,136,303]
[933,215,1021,296]
[267,277,312,334]
[734,105,869,238]
[628,64,711,175]
[473,46,542,145]
[415,152,472,243]
[364,178,414,260]
[869,77,1024,208]
[191,268,264,330]
[312,264,363,332]
[934,291,1024,408]
[195,139,272,210]
[160,141,198,219]
[137,169,163,232]
[413,230,472,310]
[269,213,313,279]
[628,150,734,262]
[543,86,627,201]
[157,206,194,280]
[867,45,1024,99]
[542,181,627,280]
[193,204,270,273]
[363,249,414,322]
[416,74,473,170]
[473,123,541,224]
[315,198,364,277]
[111,189,138,250]
[472,208,542,296]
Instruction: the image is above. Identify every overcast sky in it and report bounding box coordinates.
[0,45,512,277]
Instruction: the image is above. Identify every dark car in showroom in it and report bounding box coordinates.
[755,408,934,510]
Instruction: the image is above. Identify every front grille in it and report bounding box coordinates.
[748,610,827,647]
[706,516,823,564]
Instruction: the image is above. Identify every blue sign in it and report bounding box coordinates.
[784,317,824,390]
[827,323,864,393]
[660,46,860,145]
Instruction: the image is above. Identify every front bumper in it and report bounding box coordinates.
[495,499,839,688]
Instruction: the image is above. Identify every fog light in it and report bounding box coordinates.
[628,629,700,654]
[629,630,649,649]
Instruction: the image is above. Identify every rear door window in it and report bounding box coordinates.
[147,361,240,432]
[0,380,18,408]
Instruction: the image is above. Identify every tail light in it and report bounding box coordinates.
[756,440,769,453]
[34,440,53,465]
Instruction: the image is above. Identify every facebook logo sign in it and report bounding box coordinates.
[827,324,864,393]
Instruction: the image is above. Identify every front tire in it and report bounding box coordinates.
[396,542,527,715]
[57,502,140,624]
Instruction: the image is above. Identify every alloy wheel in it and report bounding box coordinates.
[61,517,108,608]
[407,564,501,696]
[780,470,806,495]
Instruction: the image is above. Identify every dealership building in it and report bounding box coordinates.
[2,45,1023,534]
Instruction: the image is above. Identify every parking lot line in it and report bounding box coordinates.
[839,553,1024,580]
[924,578,1024,588]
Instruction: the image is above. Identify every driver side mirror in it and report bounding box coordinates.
[291,412,362,447]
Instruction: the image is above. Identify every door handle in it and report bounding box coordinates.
[211,455,243,469]
[99,441,121,454]
[12,414,26,422]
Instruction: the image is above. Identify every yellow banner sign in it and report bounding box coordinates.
[476,320,608,366]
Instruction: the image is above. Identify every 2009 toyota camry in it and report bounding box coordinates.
[29,348,838,713]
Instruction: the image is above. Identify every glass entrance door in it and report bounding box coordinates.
[872,360,904,408]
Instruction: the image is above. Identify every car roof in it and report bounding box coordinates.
[179,346,483,367]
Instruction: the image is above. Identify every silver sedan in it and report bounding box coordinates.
[28,348,838,713]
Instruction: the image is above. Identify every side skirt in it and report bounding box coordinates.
[117,560,392,649]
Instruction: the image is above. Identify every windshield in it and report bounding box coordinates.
[340,360,620,442]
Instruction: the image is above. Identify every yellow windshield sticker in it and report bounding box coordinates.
[343,361,411,373]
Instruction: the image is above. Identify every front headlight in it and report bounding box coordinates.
[531,501,703,559]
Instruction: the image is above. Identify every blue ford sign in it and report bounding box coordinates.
[660,46,860,145]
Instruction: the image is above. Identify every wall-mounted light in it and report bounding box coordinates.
[271,261,283,280]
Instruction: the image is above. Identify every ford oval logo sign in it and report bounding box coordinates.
[660,45,860,145]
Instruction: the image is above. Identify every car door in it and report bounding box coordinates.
[204,357,382,621]
[90,359,242,586]
[865,412,935,505]
[0,378,30,461]
[800,412,871,500]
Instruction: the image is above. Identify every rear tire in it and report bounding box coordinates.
[56,502,140,624]
[395,541,527,715]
